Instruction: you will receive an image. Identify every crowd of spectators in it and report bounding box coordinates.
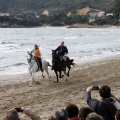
[2,85,120,120]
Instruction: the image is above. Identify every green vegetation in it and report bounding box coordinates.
[0,0,113,15]
[0,0,120,27]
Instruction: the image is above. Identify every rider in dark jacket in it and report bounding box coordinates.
[55,41,68,56]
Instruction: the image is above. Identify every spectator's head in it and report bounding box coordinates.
[79,107,94,120]
[49,108,68,120]
[6,109,19,120]
[86,113,103,120]
[115,110,120,120]
[65,104,79,119]
[61,41,64,46]
[99,85,111,99]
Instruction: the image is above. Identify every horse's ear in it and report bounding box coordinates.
[27,51,30,55]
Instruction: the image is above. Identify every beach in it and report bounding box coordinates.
[1,56,120,120]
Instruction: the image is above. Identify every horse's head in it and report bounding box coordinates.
[52,50,58,62]
[27,51,34,63]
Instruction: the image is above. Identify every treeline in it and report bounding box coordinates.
[0,0,120,27]
[0,0,113,15]
[0,13,89,27]
[0,12,120,28]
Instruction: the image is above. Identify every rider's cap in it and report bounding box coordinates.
[35,44,39,47]
[61,41,64,44]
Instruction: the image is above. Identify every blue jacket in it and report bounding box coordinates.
[55,45,68,56]
[86,91,117,120]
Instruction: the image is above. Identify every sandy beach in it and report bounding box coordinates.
[1,56,120,120]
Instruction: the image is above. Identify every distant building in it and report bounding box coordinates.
[42,10,49,16]
[67,7,105,22]
[0,13,9,17]
[106,13,114,16]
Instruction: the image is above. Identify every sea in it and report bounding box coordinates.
[0,27,120,75]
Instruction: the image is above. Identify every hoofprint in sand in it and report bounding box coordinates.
[1,56,120,120]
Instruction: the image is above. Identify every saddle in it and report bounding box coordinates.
[59,55,67,61]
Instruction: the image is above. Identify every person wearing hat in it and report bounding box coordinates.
[55,41,68,57]
[31,44,43,72]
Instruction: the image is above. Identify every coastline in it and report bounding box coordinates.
[1,23,120,28]
[1,55,120,119]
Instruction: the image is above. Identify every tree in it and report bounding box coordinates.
[112,0,120,19]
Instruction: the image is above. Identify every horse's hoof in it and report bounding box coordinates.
[53,81,58,83]
[29,84,32,87]
[65,78,68,82]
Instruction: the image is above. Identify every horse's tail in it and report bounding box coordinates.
[48,62,52,67]
[70,59,75,66]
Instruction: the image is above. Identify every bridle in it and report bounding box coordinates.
[27,54,32,63]
[27,53,36,70]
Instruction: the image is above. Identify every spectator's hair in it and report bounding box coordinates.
[65,103,79,118]
[116,110,120,120]
[6,109,19,120]
[79,107,94,120]
[86,113,103,120]
[99,85,111,98]
[49,108,68,120]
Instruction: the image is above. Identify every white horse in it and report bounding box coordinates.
[27,51,51,86]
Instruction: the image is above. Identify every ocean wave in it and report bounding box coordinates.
[0,57,6,60]
[61,37,77,40]
[0,62,27,69]
[1,41,25,46]
[1,42,14,44]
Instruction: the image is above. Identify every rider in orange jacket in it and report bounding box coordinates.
[32,44,43,72]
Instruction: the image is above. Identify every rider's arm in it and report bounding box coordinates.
[65,46,68,54]
[55,46,60,51]
[63,46,68,54]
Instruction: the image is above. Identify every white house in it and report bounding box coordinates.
[0,13,9,16]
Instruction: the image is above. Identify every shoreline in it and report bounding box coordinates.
[1,55,120,119]
[1,24,120,29]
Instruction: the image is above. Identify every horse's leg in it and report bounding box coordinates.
[42,71,45,78]
[67,66,71,77]
[59,70,64,78]
[54,70,59,83]
[29,72,33,86]
[29,72,36,86]
[45,69,51,79]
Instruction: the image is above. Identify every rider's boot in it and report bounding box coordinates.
[40,62,43,72]
[51,65,54,70]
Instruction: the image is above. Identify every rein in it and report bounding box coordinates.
[29,60,35,71]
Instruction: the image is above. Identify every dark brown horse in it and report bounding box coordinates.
[52,50,74,82]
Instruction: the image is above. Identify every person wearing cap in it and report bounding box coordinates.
[31,44,43,72]
[55,41,68,57]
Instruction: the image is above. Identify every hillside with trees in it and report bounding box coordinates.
[0,0,120,27]
[0,0,113,15]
